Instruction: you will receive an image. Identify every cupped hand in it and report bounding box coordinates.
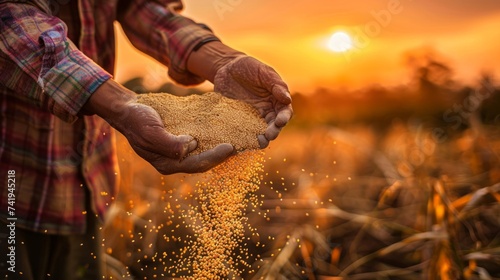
[116,102,235,174]
[213,56,293,148]
[84,80,235,175]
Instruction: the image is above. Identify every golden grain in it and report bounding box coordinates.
[168,150,265,279]
[137,92,267,154]
[137,92,267,278]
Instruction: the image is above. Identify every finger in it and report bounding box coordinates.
[174,143,235,174]
[275,104,293,128]
[258,134,269,149]
[256,62,291,104]
[264,121,282,141]
[264,111,276,124]
[271,83,292,105]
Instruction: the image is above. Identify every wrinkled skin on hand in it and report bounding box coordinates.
[214,56,293,148]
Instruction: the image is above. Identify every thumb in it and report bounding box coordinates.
[173,134,198,159]
[152,131,197,160]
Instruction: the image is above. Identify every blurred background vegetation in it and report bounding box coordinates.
[103,49,500,279]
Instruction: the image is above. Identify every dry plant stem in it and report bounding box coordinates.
[349,181,404,262]
[321,206,418,234]
[433,180,479,244]
[300,242,316,280]
[340,230,449,277]
[265,230,303,280]
[344,262,429,280]
[457,183,500,215]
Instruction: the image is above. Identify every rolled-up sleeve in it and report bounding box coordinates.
[118,0,219,85]
[0,3,111,123]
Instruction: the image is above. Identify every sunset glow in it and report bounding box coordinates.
[115,0,500,93]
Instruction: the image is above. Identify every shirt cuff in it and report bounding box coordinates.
[40,49,112,123]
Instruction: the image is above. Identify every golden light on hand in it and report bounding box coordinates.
[327,31,353,53]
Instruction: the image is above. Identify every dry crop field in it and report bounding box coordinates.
[103,118,500,279]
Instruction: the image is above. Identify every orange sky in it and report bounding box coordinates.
[114,0,500,93]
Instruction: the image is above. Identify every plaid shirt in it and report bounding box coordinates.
[0,0,217,234]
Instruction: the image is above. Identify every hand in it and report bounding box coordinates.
[186,41,293,148]
[83,80,235,174]
[214,56,293,148]
[116,102,235,174]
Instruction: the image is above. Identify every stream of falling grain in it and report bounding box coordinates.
[169,150,265,279]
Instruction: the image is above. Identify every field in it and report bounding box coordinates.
[103,77,500,279]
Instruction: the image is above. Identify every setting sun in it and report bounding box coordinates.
[327,31,353,53]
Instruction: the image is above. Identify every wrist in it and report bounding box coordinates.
[186,41,245,82]
[81,80,137,125]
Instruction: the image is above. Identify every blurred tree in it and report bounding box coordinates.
[477,73,500,124]
[404,47,454,95]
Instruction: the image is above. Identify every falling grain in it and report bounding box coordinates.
[171,150,265,279]
[136,92,268,278]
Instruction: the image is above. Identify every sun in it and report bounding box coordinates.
[327,31,353,53]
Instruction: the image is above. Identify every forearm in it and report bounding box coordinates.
[118,0,220,85]
[186,41,244,83]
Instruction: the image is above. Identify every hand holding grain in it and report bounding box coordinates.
[83,80,234,174]
[115,102,235,174]
[213,56,293,148]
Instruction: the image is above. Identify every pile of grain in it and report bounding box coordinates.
[137,92,267,154]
